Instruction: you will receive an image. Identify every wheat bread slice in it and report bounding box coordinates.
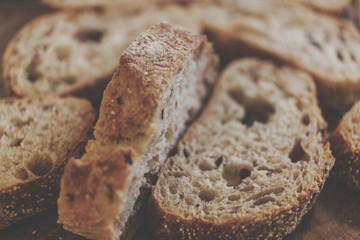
[3,6,201,105]
[330,101,360,191]
[148,58,334,239]
[57,23,218,240]
[0,97,94,229]
[194,0,360,110]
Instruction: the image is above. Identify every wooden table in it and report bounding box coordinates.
[0,1,360,239]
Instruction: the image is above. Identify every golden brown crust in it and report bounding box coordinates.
[94,23,201,145]
[58,145,135,240]
[330,102,360,191]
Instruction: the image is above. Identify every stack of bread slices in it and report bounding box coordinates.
[1,0,360,239]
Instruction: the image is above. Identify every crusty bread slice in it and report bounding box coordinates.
[57,23,218,240]
[148,59,334,239]
[0,97,94,229]
[3,6,201,104]
[195,0,360,110]
[330,101,360,191]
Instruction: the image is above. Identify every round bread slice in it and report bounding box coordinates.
[149,58,334,239]
[0,97,94,229]
[193,0,360,110]
[3,6,201,104]
[330,101,360,191]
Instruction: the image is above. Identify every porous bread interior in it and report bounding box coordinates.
[154,59,329,224]
[340,101,360,149]
[198,0,360,84]
[6,6,200,96]
[114,47,214,236]
[0,98,93,188]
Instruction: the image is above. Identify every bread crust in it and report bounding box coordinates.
[0,97,95,229]
[0,143,84,229]
[330,101,360,191]
[58,145,134,240]
[200,0,360,110]
[58,23,218,240]
[148,59,334,239]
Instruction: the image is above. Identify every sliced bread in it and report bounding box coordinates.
[195,0,360,110]
[57,23,218,240]
[0,97,94,229]
[148,58,334,239]
[330,101,360,191]
[3,6,201,104]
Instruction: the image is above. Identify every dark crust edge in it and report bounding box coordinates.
[148,143,333,240]
[0,142,86,229]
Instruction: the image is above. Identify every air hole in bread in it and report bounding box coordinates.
[336,49,344,62]
[104,183,114,201]
[198,189,216,202]
[55,46,71,60]
[9,137,23,147]
[27,154,53,176]
[124,154,133,165]
[185,197,194,205]
[183,148,190,158]
[289,139,310,163]
[222,163,252,187]
[161,109,165,120]
[13,167,29,180]
[242,99,274,127]
[26,56,42,83]
[42,104,53,111]
[228,194,241,201]
[65,193,75,202]
[228,88,246,106]
[11,118,32,128]
[169,183,177,194]
[253,196,275,206]
[76,29,104,43]
[301,114,310,126]
[350,53,356,61]
[199,161,213,171]
[215,157,223,167]
[116,97,124,105]
[173,172,186,178]
[63,76,76,85]
[307,34,322,50]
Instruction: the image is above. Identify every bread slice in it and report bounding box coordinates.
[57,23,218,240]
[3,6,201,104]
[0,97,94,229]
[195,0,360,110]
[148,58,334,239]
[330,101,360,191]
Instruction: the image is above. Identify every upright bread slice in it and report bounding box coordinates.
[195,0,360,110]
[0,97,94,229]
[58,23,218,240]
[330,101,360,191]
[3,6,201,104]
[149,59,334,239]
